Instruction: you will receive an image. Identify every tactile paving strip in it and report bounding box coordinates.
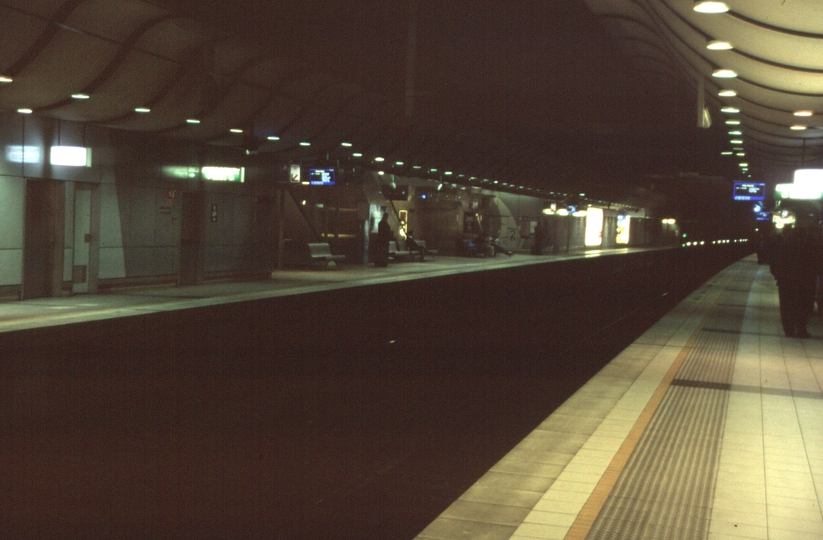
[585,284,747,539]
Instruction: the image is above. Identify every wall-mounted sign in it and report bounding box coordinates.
[289,164,301,183]
[202,166,244,182]
[50,146,91,167]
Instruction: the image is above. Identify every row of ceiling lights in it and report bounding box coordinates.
[0,76,625,208]
[694,1,813,179]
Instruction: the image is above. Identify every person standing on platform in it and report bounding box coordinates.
[532,219,545,255]
[374,212,392,267]
[769,225,823,337]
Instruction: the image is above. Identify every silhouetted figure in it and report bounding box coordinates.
[769,226,823,337]
[532,220,545,255]
[374,213,392,267]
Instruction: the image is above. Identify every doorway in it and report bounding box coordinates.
[72,185,93,294]
[180,191,205,285]
[22,180,60,299]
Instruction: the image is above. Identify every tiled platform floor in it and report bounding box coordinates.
[416,255,823,540]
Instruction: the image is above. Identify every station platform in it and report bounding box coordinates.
[0,248,630,336]
[415,255,823,540]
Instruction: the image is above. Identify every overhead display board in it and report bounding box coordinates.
[732,181,765,201]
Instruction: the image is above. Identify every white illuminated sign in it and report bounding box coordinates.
[289,164,301,183]
[201,166,244,182]
[776,182,823,200]
[50,146,91,167]
[584,207,603,247]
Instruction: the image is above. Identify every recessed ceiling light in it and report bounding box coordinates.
[134,107,150,113]
[299,141,311,146]
[730,139,743,144]
[186,118,200,124]
[17,108,32,114]
[721,151,733,155]
[725,119,741,125]
[794,110,814,117]
[718,89,737,97]
[712,69,738,78]
[229,128,243,133]
[728,130,742,135]
[721,106,740,114]
[791,125,807,130]
[707,40,733,50]
[71,93,90,100]
[694,1,730,13]
[352,152,363,157]
[736,152,746,156]
[374,156,384,162]
[738,162,748,167]
[0,76,12,83]
[341,142,352,147]
[266,135,279,141]
[395,161,404,166]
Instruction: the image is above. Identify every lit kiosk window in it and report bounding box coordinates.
[50,146,91,167]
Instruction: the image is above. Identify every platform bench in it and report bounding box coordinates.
[389,240,438,261]
[307,242,345,269]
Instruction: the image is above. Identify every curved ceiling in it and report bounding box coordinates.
[585,0,823,188]
[2,0,812,218]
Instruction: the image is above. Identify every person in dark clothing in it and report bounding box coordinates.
[532,219,545,255]
[374,212,392,267]
[769,225,823,337]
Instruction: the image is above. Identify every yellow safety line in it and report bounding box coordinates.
[563,315,709,540]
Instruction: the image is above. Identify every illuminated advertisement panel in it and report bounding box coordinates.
[584,207,603,247]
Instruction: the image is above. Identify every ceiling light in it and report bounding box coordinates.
[694,1,730,13]
[395,161,404,166]
[721,151,733,156]
[230,128,243,133]
[707,40,733,50]
[718,89,737,97]
[374,156,384,162]
[730,139,743,144]
[299,141,311,146]
[0,76,12,83]
[186,118,200,124]
[736,152,746,156]
[728,130,742,135]
[71,93,90,100]
[738,163,748,167]
[721,106,740,114]
[341,142,352,147]
[352,152,363,157]
[794,110,814,117]
[725,119,740,125]
[712,69,737,78]
[17,108,32,114]
[135,107,150,113]
[266,135,279,141]
[791,125,807,130]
